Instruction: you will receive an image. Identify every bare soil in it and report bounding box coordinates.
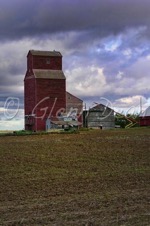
[0,128,150,225]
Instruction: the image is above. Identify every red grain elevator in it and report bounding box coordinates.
[24,50,66,131]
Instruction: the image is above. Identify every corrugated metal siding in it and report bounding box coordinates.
[86,106,115,129]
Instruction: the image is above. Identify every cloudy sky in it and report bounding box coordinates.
[0,0,150,130]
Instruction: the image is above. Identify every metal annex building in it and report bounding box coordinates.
[83,104,115,129]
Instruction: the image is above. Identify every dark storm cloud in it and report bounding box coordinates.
[0,46,26,98]
[0,0,150,41]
